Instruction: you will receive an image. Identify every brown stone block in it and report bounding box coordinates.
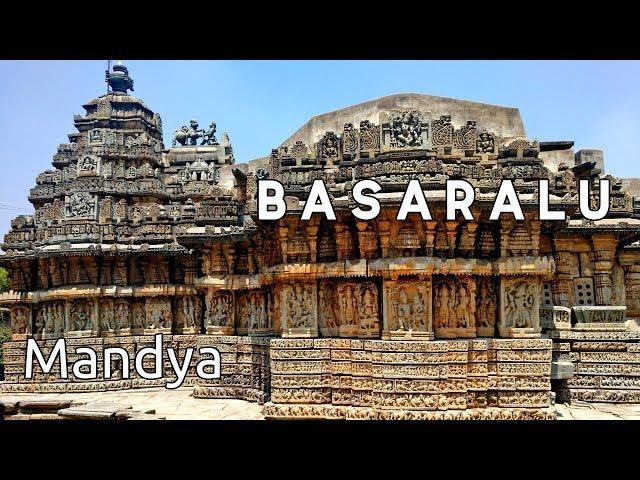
[497,391,551,408]
[579,351,640,364]
[576,363,640,376]
[367,340,448,352]
[489,338,552,350]
[496,349,552,362]
[270,338,314,349]
[351,377,373,390]
[496,362,551,377]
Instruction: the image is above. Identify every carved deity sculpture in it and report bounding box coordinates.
[434,277,476,338]
[115,301,130,330]
[390,111,423,147]
[476,278,497,336]
[206,292,233,330]
[65,192,96,219]
[281,283,317,336]
[10,306,30,336]
[506,282,534,328]
[69,300,94,332]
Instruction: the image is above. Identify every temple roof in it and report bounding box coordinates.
[279,93,526,147]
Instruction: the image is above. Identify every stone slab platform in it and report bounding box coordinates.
[1,387,264,420]
[4,387,640,420]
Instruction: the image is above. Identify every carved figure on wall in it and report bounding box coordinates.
[69,299,94,332]
[476,277,497,336]
[505,281,535,328]
[206,292,233,329]
[146,298,172,330]
[131,301,145,330]
[10,306,30,335]
[34,307,45,335]
[390,286,427,332]
[100,299,116,331]
[65,192,96,219]
[433,276,476,338]
[178,295,201,331]
[390,111,423,147]
[115,301,129,330]
[282,283,316,335]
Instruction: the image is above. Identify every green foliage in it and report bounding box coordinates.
[0,267,8,293]
[0,323,11,367]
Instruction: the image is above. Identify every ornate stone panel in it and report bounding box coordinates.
[319,280,380,338]
[499,277,541,338]
[433,275,476,339]
[280,282,318,338]
[382,278,433,340]
[205,290,234,335]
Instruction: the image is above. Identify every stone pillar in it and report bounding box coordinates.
[553,251,576,307]
[424,220,438,257]
[591,234,617,305]
[305,225,318,263]
[530,220,541,256]
[377,219,391,257]
[356,221,378,259]
[335,223,353,260]
[445,221,458,258]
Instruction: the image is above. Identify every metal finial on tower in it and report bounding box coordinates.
[106,61,134,94]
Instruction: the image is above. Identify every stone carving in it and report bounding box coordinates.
[206,291,233,334]
[145,298,172,333]
[500,279,541,338]
[177,295,202,333]
[360,120,380,151]
[390,111,423,147]
[431,115,453,147]
[476,129,495,153]
[385,280,431,339]
[77,155,100,176]
[100,299,117,333]
[172,119,203,146]
[281,283,317,337]
[433,276,476,338]
[453,121,477,150]
[476,277,497,336]
[236,290,268,335]
[68,299,95,333]
[319,280,379,338]
[65,192,97,219]
[10,305,30,337]
[319,131,340,161]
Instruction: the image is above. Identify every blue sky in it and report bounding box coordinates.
[1,60,639,234]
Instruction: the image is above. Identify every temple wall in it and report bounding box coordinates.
[263,338,554,420]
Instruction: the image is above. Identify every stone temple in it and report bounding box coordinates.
[2,63,640,419]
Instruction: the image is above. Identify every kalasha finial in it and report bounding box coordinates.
[106,61,134,94]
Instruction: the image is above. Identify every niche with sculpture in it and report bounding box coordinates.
[433,275,476,338]
[319,279,379,338]
[280,282,318,338]
[205,290,234,335]
[383,278,432,340]
[499,277,541,338]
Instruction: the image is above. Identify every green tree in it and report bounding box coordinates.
[0,267,8,293]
